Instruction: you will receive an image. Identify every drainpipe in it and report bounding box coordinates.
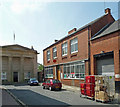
[88,26,91,75]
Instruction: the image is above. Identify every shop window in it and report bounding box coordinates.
[63,62,85,79]
[45,67,53,78]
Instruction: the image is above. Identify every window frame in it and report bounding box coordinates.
[1,72,7,80]
[47,50,50,61]
[63,62,85,79]
[24,72,31,79]
[62,42,68,56]
[70,37,78,54]
[53,47,57,59]
[45,67,53,78]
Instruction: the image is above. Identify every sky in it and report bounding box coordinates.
[0,0,119,64]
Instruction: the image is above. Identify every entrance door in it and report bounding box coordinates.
[56,66,61,81]
[13,72,18,82]
[57,70,61,81]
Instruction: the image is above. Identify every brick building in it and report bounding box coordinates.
[90,19,120,92]
[1,44,38,83]
[43,8,119,87]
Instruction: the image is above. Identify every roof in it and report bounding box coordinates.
[91,19,120,40]
[2,44,38,53]
[43,14,107,51]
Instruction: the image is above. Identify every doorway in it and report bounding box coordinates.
[13,72,18,82]
[56,65,61,81]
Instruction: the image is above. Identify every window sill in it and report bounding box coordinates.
[47,60,50,63]
[53,57,57,59]
[70,53,77,58]
[71,51,78,54]
[62,53,68,56]
[63,78,85,80]
[45,77,53,78]
[62,56,67,60]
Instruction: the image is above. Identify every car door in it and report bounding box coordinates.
[46,80,50,88]
[44,80,48,88]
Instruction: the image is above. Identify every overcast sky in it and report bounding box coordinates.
[0,0,119,64]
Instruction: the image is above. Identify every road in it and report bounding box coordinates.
[3,85,119,106]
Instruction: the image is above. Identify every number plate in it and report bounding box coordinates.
[56,86,59,88]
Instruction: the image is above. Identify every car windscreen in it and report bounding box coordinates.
[52,80,60,84]
[30,78,37,81]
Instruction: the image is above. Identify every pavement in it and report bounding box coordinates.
[1,87,20,106]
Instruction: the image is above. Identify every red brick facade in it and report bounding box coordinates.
[43,8,118,87]
[90,31,120,81]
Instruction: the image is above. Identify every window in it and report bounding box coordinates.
[70,38,78,54]
[1,72,7,80]
[47,50,50,61]
[62,42,68,56]
[45,67,53,78]
[53,47,57,59]
[63,61,85,79]
[24,72,31,79]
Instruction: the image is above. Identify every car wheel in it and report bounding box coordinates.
[59,87,61,91]
[43,86,45,89]
[49,86,52,91]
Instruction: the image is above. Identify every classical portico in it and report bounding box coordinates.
[1,44,38,83]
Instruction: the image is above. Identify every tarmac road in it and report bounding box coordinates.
[3,84,119,107]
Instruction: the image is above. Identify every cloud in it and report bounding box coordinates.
[6,0,47,14]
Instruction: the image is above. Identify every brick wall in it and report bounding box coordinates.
[90,31,120,81]
[43,28,89,66]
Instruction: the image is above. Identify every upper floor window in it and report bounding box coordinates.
[53,47,57,59]
[70,38,78,54]
[62,42,68,56]
[47,50,50,61]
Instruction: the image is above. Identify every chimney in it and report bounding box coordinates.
[105,8,111,14]
[54,40,58,42]
[68,28,77,35]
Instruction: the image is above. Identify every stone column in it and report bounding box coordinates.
[33,54,37,79]
[8,56,12,82]
[20,57,24,82]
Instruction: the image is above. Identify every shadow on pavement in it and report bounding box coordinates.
[8,89,70,106]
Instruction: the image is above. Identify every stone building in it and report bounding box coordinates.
[0,44,38,83]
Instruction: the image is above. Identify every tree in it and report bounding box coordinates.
[38,63,43,72]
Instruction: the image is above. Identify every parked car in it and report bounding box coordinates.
[42,79,62,91]
[28,78,39,86]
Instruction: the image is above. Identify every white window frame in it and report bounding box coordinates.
[47,50,50,61]
[62,42,68,56]
[70,37,78,54]
[53,47,57,59]
[63,62,85,79]
[1,72,7,80]
[45,67,53,78]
